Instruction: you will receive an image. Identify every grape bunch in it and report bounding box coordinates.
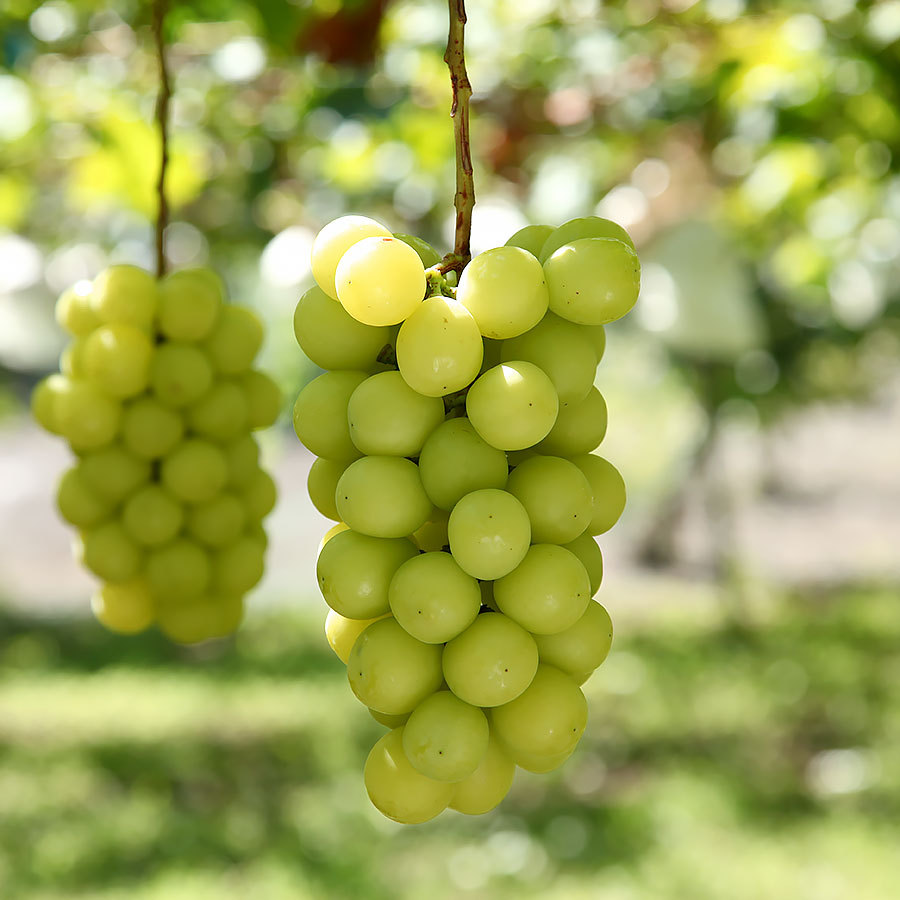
[293,214,639,823]
[32,265,281,644]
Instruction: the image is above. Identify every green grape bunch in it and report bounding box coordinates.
[32,265,281,644]
[294,214,638,823]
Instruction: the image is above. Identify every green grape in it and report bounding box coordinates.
[311,215,391,299]
[571,454,626,535]
[449,733,516,815]
[91,578,155,635]
[317,530,418,619]
[122,485,184,547]
[245,520,269,549]
[500,313,597,405]
[212,535,265,594]
[493,544,591,635]
[146,538,211,600]
[538,387,608,456]
[538,215,635,262]
[506,455,593,544]
[187,380,249,441]
[241,468,277,519]
[293,285,392,372]
[31,374,69,435]
[60,338,87,379]
[507,744,576,774]
[369,709,410,728]
[348,618,443,715]
[402,691,489,782]
[533,601,613,679]
[82,323,154,398]
[388,551,481,643]
[55,282,100,336]
[335,456,431,539]
[307,457,347,521]
[348,371,445,456]
[544,237,641,325]
[80,521,143,582]
[393,232,442,267]
[90,266,157,331]
[54,379,122,451]
[412,508,449,551]
[156,597,227,645]
[150,343,214,408]
[586,325,606,362]
[187,493,246,547]
[447,488,531,580]
[491,664,587,759]
[562,531,604,595]
[456,246,549,339]
[505,224,554,258]
[121,397,184,460]
[241,370,282,429]
[364,728,454,824]
[466,361,559,451]
[442,612,538,707]
[55,467,112,528]
[396,296,483,397]
[223,434,260,487]
[157,268,223,341]
[418,418,508,511]
[161,439,228,504]
[203,306,264,374]
[336,236,426,326]
[206,593,245,639]
[324,609,388,664]
[80,445,151,504]
[292,370,367,461]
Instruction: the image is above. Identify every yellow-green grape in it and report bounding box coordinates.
[90,265,157,331]
[324,609,388,664]
[586,325,606,362]
[507,744,576,774]
[396,296,483,397]
[538,387,608,456]
[456,247,549,339]
[450,733,516,815]
[121,397,184,459]
[442,612,538,707]
[491,664,587,760]
[506,455,593,544]
[150,343,214,408]
[447,488,531,580]
[543,238,641,325]
[54,379,122,451]
[505,224,554,258]
[31,374,69,435]
[146,538,211,601]
[307,457,348,521]
[393,232,442,267]
[241,370,282,429]
[388,551,481,643]
[319,522,350,556]
[466,361,559,451]
[207,593,245,639]
[293,285,392,372]
[157,268,223,341]
[82,323,154,398]
[212,535,266,594]
[60,338,87,379]
[402,691,489,782]
[55,467,112,528]
[161,439,228,504]
[369,708,410,728]
[562,531,603,595]
[223,434,259,487]
[533,601,613,679]
[335,456,431,539]
[412,508,450,551]
[80,445,151,504]
[203,306,263,374]
[90,578,155,635]
[188,381,249,441]
[156,595,240,645]
[336,236,426,326]
[55,282,100,336]
[348,371,445,456]
[241,468,277,520]
[311,215,391,299]
[187,493,247,547]
[80,521,143,582]
[292,370,367,461]
[500,313,597,405]
[493,544,591,635]
[121,485,184,547]
[570,454,626,535]
[347,618,443,715]
[538,215,635,262]
[316,529,418,619]
[364,728,454,824]
[418,418,508,511]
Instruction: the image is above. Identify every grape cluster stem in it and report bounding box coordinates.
[152,0,171,279]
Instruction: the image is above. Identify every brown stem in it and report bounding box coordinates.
[153,0,171,278]
[444,0,474,271]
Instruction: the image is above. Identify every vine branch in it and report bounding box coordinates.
[152,0,171,278]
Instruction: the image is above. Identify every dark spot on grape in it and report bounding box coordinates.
[504,668,508,672]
